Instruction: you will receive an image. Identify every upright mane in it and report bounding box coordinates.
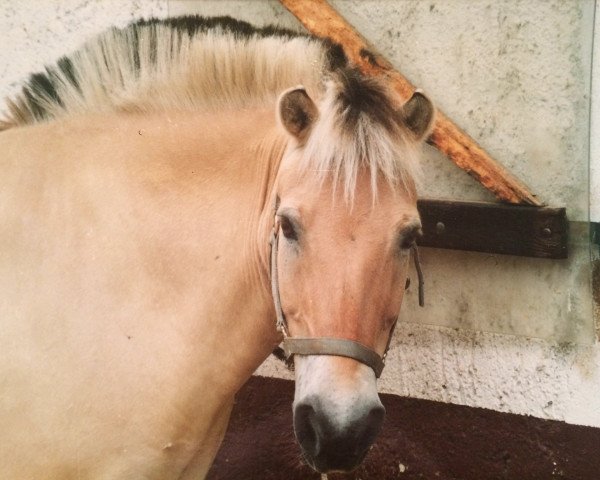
[1,15,421,195]
[1,16,344,126]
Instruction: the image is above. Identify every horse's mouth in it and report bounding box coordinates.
[301,446,370,474]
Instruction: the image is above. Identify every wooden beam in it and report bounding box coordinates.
[417,199,568,259]
[279,0,543,206]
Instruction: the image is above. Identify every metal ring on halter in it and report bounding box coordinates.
[269,218,424,378]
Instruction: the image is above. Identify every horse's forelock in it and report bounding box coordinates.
[297,70,422,202]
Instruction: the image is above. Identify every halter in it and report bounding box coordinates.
[269,218,424,378]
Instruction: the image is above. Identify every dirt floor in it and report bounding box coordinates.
[207,376,600,480]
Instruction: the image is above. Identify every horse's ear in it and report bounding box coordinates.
[277,86,319,142]
[399,90,435,141]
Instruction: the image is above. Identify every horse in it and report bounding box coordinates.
[0,16,433,478]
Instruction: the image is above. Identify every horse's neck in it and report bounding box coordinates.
[0,107,284,478]
[31,107,282,395]
[132,108,283,393]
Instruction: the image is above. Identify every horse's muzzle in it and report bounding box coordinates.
[293,395,385,473]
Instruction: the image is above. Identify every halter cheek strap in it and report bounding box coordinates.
[270,223,289,338]
[269,220,424,378]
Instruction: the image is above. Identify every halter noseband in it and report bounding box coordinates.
[269,218,424,378]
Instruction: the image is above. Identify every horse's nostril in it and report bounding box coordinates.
[359,403,386,450]
[294,402,321,457]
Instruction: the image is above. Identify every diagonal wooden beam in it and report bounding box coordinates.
[279,0,542,206]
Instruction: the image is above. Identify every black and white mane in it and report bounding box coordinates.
[2,15,421,196]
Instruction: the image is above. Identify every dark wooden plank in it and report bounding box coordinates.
[416,199,568,259]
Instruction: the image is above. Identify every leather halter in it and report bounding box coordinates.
[269,218,424,378]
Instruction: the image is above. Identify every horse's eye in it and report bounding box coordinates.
[400,236,415,250]
[400,227,422,250]
[280,216,298,241]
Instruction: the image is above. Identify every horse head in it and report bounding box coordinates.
[271,70,434,473]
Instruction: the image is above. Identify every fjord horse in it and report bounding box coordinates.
[0,16,433,478]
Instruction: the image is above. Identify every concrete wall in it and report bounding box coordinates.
[1,0,598,428]
[593,1,600,223]
[0,0,168,101]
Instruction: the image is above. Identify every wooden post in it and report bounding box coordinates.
[279,0,542,206]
